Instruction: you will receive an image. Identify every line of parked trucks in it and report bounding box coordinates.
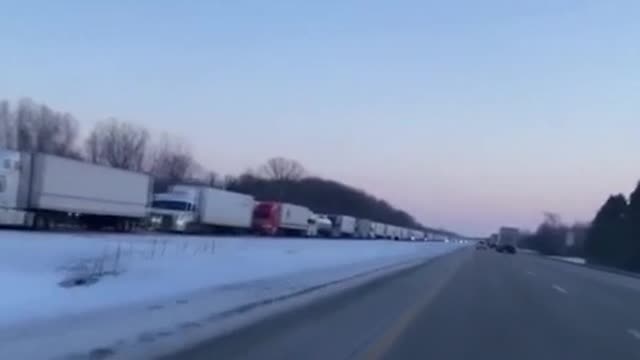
[0,150,429,241]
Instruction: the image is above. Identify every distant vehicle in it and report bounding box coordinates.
[502,246,517,254]
[0,150,152,231]
[411,230,425,241]
[150,185,255,233]
[355,218,374,239]
[476,240,488,250]
[385,225,397,240]
[487,234,499,248]
[313,214,333,237]
[307,215,319,237]
[308,214,333,237]
[328,215,357,238]
[253,202,313,236]
[496,227,519,254]
[373,222,387,239]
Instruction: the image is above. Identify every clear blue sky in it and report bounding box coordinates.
[2,0,639,235]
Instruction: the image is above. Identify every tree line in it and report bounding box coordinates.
[226,158,423,229]
[584,182,640,271]
[520,182,640,272]
[0,98,202,191]
[518,213,587,257]
[0,98,428,230]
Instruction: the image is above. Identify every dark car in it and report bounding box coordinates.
[476,241,488,250]
[497,244,517,254]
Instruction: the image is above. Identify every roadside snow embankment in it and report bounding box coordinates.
[0,231,462,359]
[548,256,586,265]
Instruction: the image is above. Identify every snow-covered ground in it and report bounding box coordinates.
[549,256,586,265]
[0,230,462,359]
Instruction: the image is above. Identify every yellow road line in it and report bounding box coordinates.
[359,252,469,360]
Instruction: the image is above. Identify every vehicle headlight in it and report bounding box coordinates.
[151,216,162,224]
[176,213,195,226]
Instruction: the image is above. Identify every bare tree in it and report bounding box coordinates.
[258,157,306,181]
[221,174,237,189]
[203,171,220,188]
[0,100,14,149]
[0,98,80,157]
[85,129,101,164]
[149,134,197,187]
[543,212,562,227]
[85,118,149,171]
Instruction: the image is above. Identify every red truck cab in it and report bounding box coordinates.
[252,202,281,235]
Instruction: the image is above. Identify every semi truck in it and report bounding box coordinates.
[497,227,519,254]
[373,222,387,238]
[252,202,313,236]
[355,218,374,239]
[311,214,333,237]
[394,227,401,240]
[0,149,152,230]
[308,214,334,237]
[328,214,356,238]
[410,229,425,241]
[385,225,398,240]
[150,185,255,233]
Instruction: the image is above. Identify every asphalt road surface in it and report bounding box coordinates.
[163,247,640,360]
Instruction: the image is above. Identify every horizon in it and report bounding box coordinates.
[2,0,639,236]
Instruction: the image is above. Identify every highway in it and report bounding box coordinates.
[162,247,640,360]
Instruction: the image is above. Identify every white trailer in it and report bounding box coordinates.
[150,185,255,233]
[328,214,356,238]
[412,230,425,241]
[373,222,387,238]
[394,226,403,240]
[355,218,373,239]
[385,225,397,239]
[280,203,313,233]
[0,150,152,230]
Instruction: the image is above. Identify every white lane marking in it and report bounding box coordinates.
[552,284,568,294]
[628,329,640,340]
[526,271,536,276]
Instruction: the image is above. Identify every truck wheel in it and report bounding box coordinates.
[115,221,126,233]
[33,214,50,230]
[46,217,54,230]
[32,215,43,230]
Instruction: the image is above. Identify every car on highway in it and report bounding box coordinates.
[475,241,488,250]
[497,244,517,254]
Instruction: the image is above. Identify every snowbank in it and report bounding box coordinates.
[0,230,462,359]
[548,256,586,265]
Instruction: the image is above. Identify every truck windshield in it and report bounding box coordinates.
[152,200,191,211]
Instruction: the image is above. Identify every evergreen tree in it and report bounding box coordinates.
[625,182,640,270]
[585,194,628,267]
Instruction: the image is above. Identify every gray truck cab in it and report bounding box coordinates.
[150,187,200,232]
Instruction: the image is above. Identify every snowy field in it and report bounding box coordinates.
[0,230,463,359]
